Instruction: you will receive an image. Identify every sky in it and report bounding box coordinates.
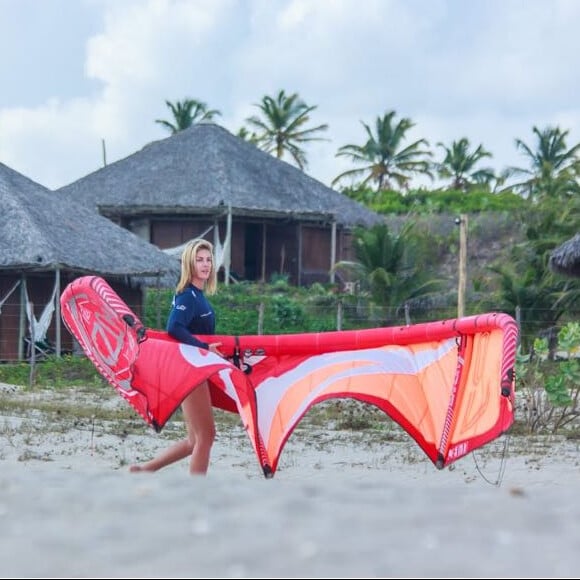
[1,0,579,192]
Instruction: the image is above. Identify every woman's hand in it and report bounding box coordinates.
[208,342,223,357]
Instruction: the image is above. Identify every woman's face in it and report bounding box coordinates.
[192,248,213,284]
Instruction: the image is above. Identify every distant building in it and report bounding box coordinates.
[0,162,177,362]
[549,234,580,278]
[57,123,382,287]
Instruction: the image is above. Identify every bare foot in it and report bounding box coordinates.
[129,464,155,473]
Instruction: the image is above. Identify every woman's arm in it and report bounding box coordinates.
[167,320,209,349]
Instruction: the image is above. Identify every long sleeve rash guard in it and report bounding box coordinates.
[166,284,216,349]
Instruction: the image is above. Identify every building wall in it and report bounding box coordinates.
[300,225,331,285]
[0,272,144,363]
[146,215,349,287]
[0,274,23,362]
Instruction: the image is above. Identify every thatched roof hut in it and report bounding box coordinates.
[55,124,382,286]
[0,162,178,361]
[549,234,580,278]
[56,123,381,227]
[1,162,178,276]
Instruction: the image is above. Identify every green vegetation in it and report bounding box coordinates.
[332,110,433,191]
[341,186,526,215]
[0,355,106,390]
[3,104,579,440]
[243,89,329,171]
[144,278,372,335]
[1,295,579,439]
[155,98,222,133]
[333,221,445,325]
[515,322,580,434]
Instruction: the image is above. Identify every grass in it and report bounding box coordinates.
[3,381,578,479]
[0,355,399,437]
[2,354,578,466]
[0,354,105,389]
[0,383,399,440]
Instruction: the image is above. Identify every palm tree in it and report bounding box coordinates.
[155,99,222,134]
[334,222,444,324]
[504,126,580,201]
[236,126,260,145]
[244,90,329,170]
[486,260,568,353]
[435,138,495,191]
[332,110,433,192]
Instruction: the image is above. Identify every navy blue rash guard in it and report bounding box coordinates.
[166,283,216,349]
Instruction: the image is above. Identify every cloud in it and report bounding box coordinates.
[1,0,579,190]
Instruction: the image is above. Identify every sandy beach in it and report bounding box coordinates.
[1,383,580,578]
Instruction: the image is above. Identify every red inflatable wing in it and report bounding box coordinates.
[59,276,265,468]
[60,276,518,478]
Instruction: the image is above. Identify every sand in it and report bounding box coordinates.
[1,382,580,578]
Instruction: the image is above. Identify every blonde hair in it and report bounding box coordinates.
[176,238,218,295]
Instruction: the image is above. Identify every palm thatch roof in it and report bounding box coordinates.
[549,234,580,278]
[0,162,178,278]
[56,123,382,227]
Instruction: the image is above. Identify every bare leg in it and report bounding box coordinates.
[182,381,216,475]
[129,380,215,475]
[129,438,193,473]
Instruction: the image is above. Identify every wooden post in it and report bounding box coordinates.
[457,214,468,318]
[330,220,336,284]
[225,203,232,285]
[258,302,264,335]
[18,274,26,361]
[297,223,302,286]
[55,269,61,357]
[261,223,267,283]
[29,302,36,387]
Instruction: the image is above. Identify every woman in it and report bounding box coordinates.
[130,238,223,475]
